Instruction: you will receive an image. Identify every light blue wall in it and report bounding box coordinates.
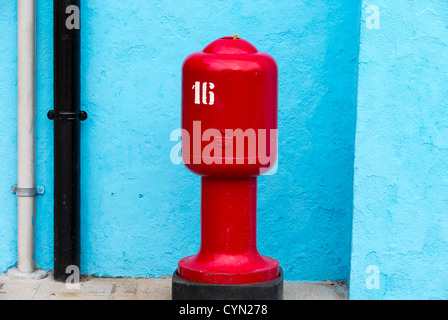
[350,1,448,299]
[0,0,361,281]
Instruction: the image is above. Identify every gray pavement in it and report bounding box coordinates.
[0,272,348,300]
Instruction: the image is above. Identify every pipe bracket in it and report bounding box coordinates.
[47,110,88,121]
[12,185,45,197]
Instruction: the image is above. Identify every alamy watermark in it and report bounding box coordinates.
[65,265,80,290]
[169,122,278,176]
[66,5,80,30]
[366,5,380,29]
[365,265,380,289]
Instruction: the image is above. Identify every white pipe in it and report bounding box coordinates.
[17,0,37,274]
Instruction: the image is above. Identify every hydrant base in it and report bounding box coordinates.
[172,267,283,300]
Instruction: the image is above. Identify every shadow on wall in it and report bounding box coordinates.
[258,1,362,281]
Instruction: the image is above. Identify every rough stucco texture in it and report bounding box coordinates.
[0,0,361,280]
[350,1,448,299]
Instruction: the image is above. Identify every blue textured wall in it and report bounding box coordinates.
[0,1,18,272]
[0,0,361,281]
[350,1,448,299]
[0,0,54,273]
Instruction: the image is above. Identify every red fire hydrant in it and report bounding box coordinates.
[173,36,283,300]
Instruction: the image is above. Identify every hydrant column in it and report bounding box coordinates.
[173,36,283,299]
[201,177,257,255]
[178,177,279,284]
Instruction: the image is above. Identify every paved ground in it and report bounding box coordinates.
[0,272,348,300]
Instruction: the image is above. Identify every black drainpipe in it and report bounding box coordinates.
[48,0,86,281]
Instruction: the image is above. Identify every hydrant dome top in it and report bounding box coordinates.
[203,37,259,55]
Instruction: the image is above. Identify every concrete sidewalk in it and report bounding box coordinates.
[0,272,348,300]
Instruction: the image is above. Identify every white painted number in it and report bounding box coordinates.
[193,81,215,105]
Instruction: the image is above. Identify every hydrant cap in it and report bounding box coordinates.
[203,36,258,55]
